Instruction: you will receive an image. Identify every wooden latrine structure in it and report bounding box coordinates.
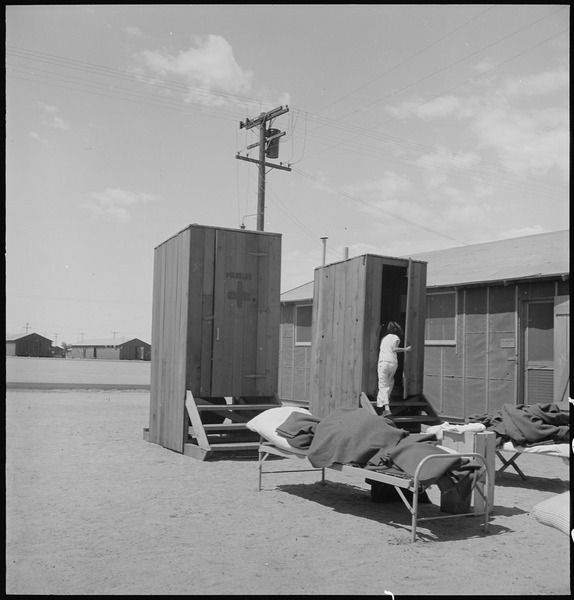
[309,254,441,431]
[144,224,282,460]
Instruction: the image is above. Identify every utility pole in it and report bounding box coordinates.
[24,322,30,334]
[236,105,291,231]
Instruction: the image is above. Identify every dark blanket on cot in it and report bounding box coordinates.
[467,402,569,447]
[275,412,320,450]
[386,440,465,486]
[306,408,408,468]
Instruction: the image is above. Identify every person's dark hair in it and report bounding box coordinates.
[386,321,403,337]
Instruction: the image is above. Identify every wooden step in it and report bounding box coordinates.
[195,403,279,411]
[205,441,260,451]
[201,422,251,431]
[390,415,442,423]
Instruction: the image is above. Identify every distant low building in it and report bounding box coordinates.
[51,345,67,358]
[118,338,151,361]
[69,338,151,360]
[6,333,53,357]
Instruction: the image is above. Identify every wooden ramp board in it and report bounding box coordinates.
[185,390,280,460]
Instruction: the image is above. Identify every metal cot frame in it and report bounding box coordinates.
[257,439,492,543]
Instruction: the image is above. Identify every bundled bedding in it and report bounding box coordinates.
[466,402,569,448]
[250,406,478,487]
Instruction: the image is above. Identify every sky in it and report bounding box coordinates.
[6,4,569,346]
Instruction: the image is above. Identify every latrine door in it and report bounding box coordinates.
[210,229,281,397]
[554,296,569,402]
[521,300,554,403]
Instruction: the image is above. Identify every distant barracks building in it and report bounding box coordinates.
[69,338,151,361]
[6,333,53,357]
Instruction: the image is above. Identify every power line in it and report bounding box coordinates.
[313,4,497,116]
[292,166,469,246]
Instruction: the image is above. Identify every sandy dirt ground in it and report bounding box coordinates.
[6,389,570,596]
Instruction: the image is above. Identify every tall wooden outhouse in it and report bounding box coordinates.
[309,254,440,429]
[145,224,282,459]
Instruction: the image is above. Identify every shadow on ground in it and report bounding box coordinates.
[276,480,513,543]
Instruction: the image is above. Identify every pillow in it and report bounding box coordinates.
[246,407,312,453]
[533,492,570,536]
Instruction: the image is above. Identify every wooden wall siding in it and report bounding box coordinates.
[361,257,383,395]
[187,225,280,398]
[310,258,367,418]
[278,305,312,402]
[149,228,190,452]
[403,260,427,397]
[554,296,569,402]
[423,280,570,421]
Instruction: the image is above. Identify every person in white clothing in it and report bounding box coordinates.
[376,321,411,416]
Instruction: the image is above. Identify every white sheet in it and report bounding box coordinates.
[500,441,569,459]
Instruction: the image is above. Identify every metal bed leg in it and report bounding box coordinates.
[496,451,527,480]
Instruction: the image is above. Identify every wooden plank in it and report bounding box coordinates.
[266,233,282,396]
[200,423,250,431]
[256,233,281,396]
[195,403,279,411]
[157,242,170,447]
[148,243,165,444]
[183,443,211,461]
[310,266,335,417]
[200,227,216,396]
[185,390,211,451]
[208,442,260,451]
[360,392,377,415]
[253,234,268,397]
[212,229,231,395]
[404,260,427,396]
[176,229,191,449]
[473,432,496,513]
[363,256,383,396]
[231,230,247,395]
[163,236,178,451]
[187,224,206,395]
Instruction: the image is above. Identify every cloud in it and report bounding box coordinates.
[37,101,70,131]
[473,106,569,175]
[344,171,413,200]
[503,67,569,97]
[51,116,70,131]
[384,65,569,179]
[138,34,253,105]
[498,225,547,239]
[416,148,481,187]
[125,26,142,38]
[82,188,161,223]
[29,131,52,148]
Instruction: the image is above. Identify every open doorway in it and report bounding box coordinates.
[378,264,409,399]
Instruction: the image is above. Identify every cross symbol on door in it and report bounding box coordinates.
[227,280,252,308]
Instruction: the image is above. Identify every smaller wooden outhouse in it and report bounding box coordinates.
[309,254,436,428]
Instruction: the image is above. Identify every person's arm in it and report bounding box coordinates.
[396,346,412,353]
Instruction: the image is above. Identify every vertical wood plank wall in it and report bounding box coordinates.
[404,260,427,396]
[149,228,190,452]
